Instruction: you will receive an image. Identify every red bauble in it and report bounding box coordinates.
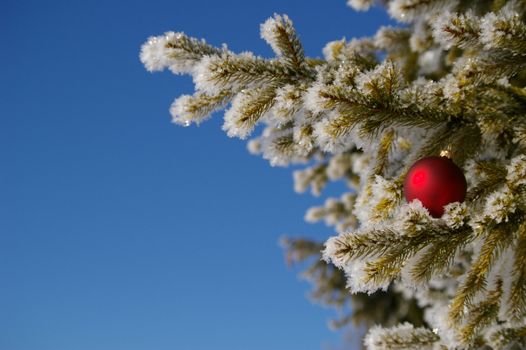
[403,156,467,218]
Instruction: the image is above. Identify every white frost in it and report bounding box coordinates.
[483,185,516,223]
[260,14,295,57]
[506,155,526,187]
[442,202,468,229]
[140,33,173,72]
[364,323,438,350]
[347,0,374,12]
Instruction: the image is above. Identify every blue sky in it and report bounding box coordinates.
[1,1,391,349]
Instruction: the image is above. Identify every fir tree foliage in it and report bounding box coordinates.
[141,0,526,348]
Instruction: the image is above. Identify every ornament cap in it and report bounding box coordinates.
[440,149,453,159]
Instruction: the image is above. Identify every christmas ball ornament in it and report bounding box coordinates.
[403,156,467,218]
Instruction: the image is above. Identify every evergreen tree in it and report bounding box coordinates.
[140,1,526,348]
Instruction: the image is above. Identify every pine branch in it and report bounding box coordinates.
[364,323,439,350]
[293,163,329,196]
[411,121,482,167]
[508,221,526,321]
[311,80,452,152]
[223,85,277,139]
[194,54,303,94]
[488,326,526,350]
[170,90,234,126]
[370,176,404,222]
[449,218,518,324]
[480,5,526,58]
[433,11,482,49]
[389,0,455,23]
[467,160,507,203]
[140,31,223,73]
[305,193,357,232]
[364,225,470,287]
[327,218,472,289]
[460,279,503,343]
[282,236,426,331]
[261,14,306,71]
[164,32,223,60]
[410,226,473,284]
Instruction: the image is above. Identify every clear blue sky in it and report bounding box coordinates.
[1,1,391,349]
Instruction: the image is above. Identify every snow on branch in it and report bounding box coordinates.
[364,323,439,350]
[260,14,306,70]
